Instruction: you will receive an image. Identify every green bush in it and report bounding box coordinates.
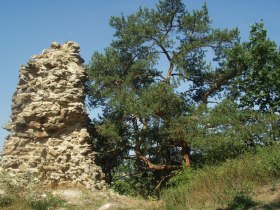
[113,179,137,196]
[226,191,257,210]
[0,194,14,208]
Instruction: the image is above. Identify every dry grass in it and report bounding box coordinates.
[0,172,163,210]
[162,145,280,209]
[247,182,280,210]
[51,187,163,210]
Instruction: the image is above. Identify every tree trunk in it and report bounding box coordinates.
[181,141,191,167]
[166,63,174,81]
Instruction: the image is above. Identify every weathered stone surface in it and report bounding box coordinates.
[1,41,105,189]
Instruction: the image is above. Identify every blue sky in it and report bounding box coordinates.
[1,0,280,150]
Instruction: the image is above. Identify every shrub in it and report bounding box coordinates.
[0,194,14,208]
[113,179,137,196]
[226,191,257,210]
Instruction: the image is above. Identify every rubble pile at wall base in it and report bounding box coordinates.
[1,41,105,190]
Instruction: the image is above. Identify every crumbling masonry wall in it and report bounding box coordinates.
[1,41,104,189]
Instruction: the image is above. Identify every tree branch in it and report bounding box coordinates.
[136,153,181,171]
[151,37,172,61]
[202,68,243,103]
[154,174,173,191]
[166,63,175,80]
[140,117,148,130]
[170,73,197,82]
[134,115,181,171]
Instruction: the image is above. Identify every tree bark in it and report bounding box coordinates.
[180,141,191,167]
[166,63,174,80]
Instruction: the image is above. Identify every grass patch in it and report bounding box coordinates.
[162,145,280,209]
[0,193,71,210]
[28,194,71,210]
[0,172,72,210]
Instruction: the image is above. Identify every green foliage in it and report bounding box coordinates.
[228,22,280,112]
[113,179,136,196]
[0,194,14,208]
[190,99,280,166]
[87,0,280,199]
[165,168,194,189]
[226,191,257,210]
[113,173,157,198]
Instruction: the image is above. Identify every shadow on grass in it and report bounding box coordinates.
[260,200,280,210]
[217,200,280,210]
[226,192,259,210]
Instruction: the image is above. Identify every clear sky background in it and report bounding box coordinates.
[1,0,280,150]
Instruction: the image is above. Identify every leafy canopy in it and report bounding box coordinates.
[228,22,280,112]
[87,0,280,197]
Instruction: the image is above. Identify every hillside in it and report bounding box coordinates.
[0,145,279,209]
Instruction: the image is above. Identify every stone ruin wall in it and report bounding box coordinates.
[1,41,105,189]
